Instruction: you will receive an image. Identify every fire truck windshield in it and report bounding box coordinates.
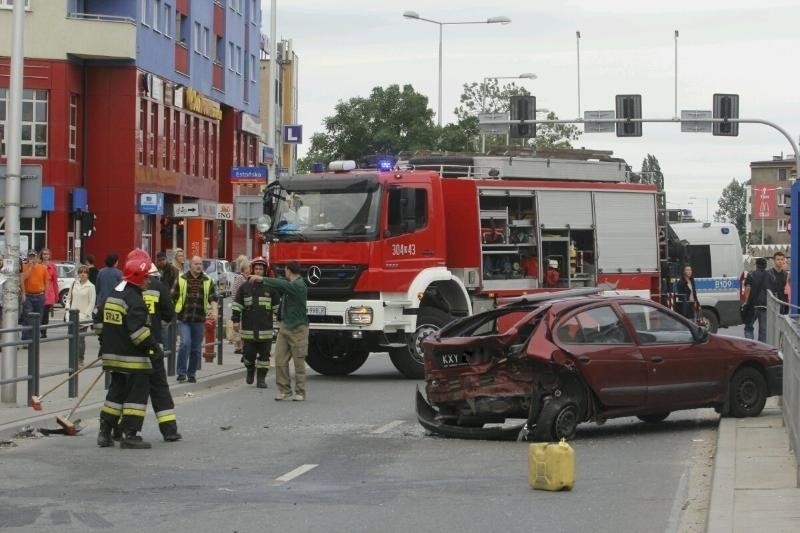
[272,187,381,241]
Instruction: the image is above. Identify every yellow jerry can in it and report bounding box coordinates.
[528,438,575,491]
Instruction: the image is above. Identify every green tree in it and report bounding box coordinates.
[715,178,748,244]
[454,80,580,150]
[640,154,665,211]
[299,84,436,166]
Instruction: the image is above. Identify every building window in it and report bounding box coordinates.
[202,27,210,57]
[228,42,235,71]
[162,3,171,37]
[236,45,242,74]
[214,35,224,63]
[193,22,202,52]
[177,11,189,44]
[141,0,150,26]
[20,216,48,255]
[68,93,78,161]
[160,106,168,170]
[198,120,206,178]
[778,218,788,232]
[138,98,146,165]
[230,0,242,13]
[152,0,159,28]
[0,0,31,8]
[208,123,216,179]
[148,100,156,166]
[249,54,256,83]
[171,108,178,171]
[250,0,257,23]
[778,168,788,181]
[18,89,49,158]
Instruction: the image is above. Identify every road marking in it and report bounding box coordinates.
[372,420,404,434]
[275,464,318,483]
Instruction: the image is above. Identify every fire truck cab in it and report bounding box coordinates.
[263,151,662,378]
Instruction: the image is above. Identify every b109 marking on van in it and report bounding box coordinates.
[694,278,741,292]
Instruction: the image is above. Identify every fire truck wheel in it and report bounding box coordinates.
[306,337,370,376]
[389,307,453,379]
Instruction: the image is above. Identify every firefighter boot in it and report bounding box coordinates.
[245,364,255,385]
[256,368,268,389]
[97,420,114,448]
[120,433,152,449]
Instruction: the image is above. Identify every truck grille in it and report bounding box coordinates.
[275,263,365,300]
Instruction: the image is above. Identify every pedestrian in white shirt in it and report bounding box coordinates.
[66,264,96,365]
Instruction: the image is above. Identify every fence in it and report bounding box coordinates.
[0,297,226,405]
[765,291,800,485]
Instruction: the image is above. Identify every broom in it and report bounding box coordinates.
[55,370,105,436]
[30,358,102,411]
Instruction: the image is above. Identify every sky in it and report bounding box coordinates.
[263,0,800,221]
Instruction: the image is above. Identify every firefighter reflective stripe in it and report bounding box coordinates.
[104,298,128,325]
[102,353,153,371]
[240,328,254,340]
[122,402,147,418]
[239,329,273,341]
[243,296,254,307]
[130,326,151,346]
[101,401,123,417]
[143,289,159,314]
[174,276,213,314]
[231,301,244,312]
[257,296,272,310]
[155,409,176,424]
[255,359,270,369]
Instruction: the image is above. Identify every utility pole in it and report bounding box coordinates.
[266,0,277,183]
[1,0,26,403]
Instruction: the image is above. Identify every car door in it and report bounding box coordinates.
[620,303,723,410]
[553,304,647,407]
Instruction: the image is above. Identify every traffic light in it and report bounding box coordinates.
[80,211,96,237]
[510,95,536,139]
[615,94,642,137]
[713,93,739,136]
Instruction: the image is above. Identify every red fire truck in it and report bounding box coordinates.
[262,150,665,378]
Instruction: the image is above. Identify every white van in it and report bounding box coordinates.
[670,222,743,332]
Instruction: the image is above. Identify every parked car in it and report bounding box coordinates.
[417,288,783,442]
[55,261,77,307]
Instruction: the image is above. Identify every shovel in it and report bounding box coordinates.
[55,370,105,436]
[30,358,102,411]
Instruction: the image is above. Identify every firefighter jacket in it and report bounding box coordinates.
[143,277,174,344]
[231,281,278,342]
[97,281,158,374]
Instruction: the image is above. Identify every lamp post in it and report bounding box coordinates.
[403,11,511,127]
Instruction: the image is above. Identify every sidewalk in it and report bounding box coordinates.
[0,319,245,441]
[707,397,800,532]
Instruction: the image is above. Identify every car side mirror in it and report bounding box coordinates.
[693,326,709,343]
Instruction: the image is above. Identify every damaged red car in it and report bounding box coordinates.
[416,290,783,441]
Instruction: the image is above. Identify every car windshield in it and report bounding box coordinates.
[271,188,381,241]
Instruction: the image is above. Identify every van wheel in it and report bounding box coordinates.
[700,308,719,333]
[389,307,453,379]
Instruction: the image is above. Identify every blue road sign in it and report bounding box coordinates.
[283,124,303,144]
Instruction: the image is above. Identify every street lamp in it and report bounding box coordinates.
[403,11,511,127]
[483,73,537,85]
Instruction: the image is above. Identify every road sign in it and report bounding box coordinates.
[216,203,233,220]
[283,124,303,144]
[138,192,164,215]
[234,195,264,224]
[681,110,713,133]
[0,164,43,218]
[583,110,615,133]
[231,166,268,184]
[173,203,199,217]
[478,112,510,135]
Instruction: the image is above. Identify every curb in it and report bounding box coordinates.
[706,416,735,533]
[0,367,245,441]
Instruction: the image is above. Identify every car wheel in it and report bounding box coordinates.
[306,335,370,376]
[389,306,453,379]
[728,367,767,417]
[700,308,719,333]
[533,398,580,442]
[59,289,69,308]
[637,412,670,424]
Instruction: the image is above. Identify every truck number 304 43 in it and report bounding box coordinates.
[391,244,417,256]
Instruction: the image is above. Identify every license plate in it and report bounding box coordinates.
[438,352,468,368]
[307,306,327,316]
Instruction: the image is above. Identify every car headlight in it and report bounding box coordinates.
[347,306,373,325]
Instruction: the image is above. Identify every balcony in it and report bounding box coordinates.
[63,13,137,60]
[212,61,225,92]
[175,42,189,76]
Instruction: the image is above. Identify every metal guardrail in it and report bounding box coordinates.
[0,297,227,405]
[765,291,800,484]
[66,12,135,24]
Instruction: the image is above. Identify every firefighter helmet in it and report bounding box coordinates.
[126,248,150,262]
[250,256,268,274]
[123,257,152,287]
[548,259,559,269]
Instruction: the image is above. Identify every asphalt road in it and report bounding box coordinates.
[0,349,723,533]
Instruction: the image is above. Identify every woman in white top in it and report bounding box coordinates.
[66,264,96,364]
